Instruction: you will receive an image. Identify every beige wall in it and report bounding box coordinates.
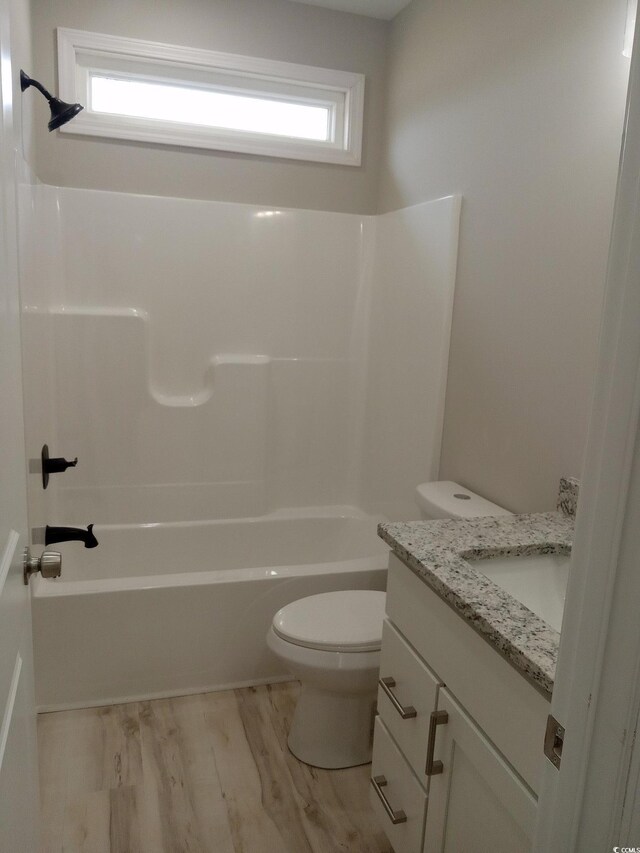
[379,0,630,512]
[29,0,388,213]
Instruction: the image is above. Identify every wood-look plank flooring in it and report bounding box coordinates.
[38,682,393,853]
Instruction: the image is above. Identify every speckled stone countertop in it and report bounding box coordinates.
[378,509,575,697]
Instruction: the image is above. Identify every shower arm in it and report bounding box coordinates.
[20,72,54,102]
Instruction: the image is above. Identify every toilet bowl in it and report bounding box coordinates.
[267,590,385,769]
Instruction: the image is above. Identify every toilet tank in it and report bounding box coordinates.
[415,481,512,520]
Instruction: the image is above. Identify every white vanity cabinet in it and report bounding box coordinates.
[370,554,549,853]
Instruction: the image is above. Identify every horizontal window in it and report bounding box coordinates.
[57,28,365,165]
[89,76,332,141]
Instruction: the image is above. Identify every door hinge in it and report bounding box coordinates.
[544,713,565,770]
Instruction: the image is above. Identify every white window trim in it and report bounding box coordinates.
[57,28,365,166]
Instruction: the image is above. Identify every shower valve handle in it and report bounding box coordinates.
[41,444,78,489]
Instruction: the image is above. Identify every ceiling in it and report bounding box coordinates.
[286,0,412,20]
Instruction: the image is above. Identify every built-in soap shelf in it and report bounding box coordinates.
[156,354,272,407]
[44,306,271,408]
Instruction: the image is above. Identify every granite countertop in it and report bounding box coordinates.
[378,481,577,697]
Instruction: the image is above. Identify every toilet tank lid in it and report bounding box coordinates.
[415,481,512,519]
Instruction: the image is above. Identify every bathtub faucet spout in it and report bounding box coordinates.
[45,524,98,549]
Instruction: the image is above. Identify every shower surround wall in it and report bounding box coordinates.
[22,187,461,531]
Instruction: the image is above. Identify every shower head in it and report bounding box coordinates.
[20,70,83,131]
[46,97,84,131]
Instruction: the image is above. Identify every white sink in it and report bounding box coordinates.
[467,552,571,632]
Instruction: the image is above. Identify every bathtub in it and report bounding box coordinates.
[31,507,389,710]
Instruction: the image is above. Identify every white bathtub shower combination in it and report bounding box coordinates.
[19,185,460,710]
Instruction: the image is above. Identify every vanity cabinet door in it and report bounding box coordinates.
[377,619,442,780]
[423,688,537,853]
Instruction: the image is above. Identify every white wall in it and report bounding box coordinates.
[10,0,51,538]
[17,184,59,536]
[19,187,459,527]
[22,189,369,524]
[29,0,388,213]
[361,196,460,519]
[378,0,631,512]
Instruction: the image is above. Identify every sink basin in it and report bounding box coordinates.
[467,552,571,632]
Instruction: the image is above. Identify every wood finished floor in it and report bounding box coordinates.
[38,682,393,853]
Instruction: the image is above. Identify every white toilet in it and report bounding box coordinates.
[267,481,510,770]
[267,590,385,769]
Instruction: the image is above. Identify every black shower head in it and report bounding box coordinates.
[20,70,84,131]
[46,97,84,131]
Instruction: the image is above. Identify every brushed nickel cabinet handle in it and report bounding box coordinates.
[379,677,417,719]
[370,774,407,825]
[425,709,449,776]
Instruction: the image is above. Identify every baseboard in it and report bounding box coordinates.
[36,674,296,714]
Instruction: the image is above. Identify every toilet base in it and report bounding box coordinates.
[287,684,376,769]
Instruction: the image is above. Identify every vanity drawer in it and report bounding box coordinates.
[370,717,428,853]
[378,619,442,780]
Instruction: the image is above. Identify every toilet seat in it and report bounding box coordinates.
[272,590,385,653]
